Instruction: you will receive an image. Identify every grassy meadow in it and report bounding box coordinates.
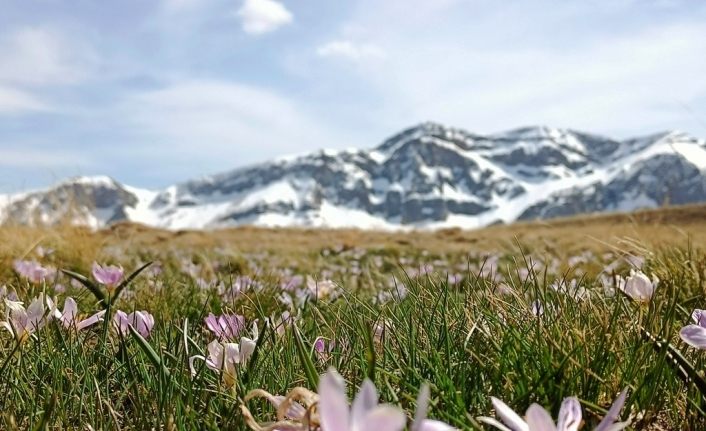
[3,205,706,429]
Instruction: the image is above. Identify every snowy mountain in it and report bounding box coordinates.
[2,123,706,230]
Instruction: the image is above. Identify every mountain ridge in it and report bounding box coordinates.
[2,122,705,230]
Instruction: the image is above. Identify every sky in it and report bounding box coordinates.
[1,0,706,193]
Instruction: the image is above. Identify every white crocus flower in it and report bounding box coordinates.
[189,322,258,387]
[1,295,50,343]
[53,297,106,331]
[679,308,706,349]
[620,270,658,302]
[317,368,406,431]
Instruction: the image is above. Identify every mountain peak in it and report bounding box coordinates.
[656,130,698,142]
[490,125,566,141]
[373,121,481,157]
[375,121,446,151]
[60,175,120,188]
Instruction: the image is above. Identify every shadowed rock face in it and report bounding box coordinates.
[2,124,706,229]
[519,154,706,221]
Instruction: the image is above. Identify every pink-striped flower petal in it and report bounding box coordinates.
[681,324,706,349]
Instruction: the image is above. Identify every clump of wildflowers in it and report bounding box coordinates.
[13,260,56,284]
[479,388,629,431]
[189,321,259,387]
[1,294,50,343]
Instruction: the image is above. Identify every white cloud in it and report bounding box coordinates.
[0,27,96,116]
[0,27,93,86]
[330,0,706,137]
[0,86,49,114]
[161,0,202,13]
[317,40,385,61]
[115,80,343,168]
[236,0,293,35]
[0,148,91,168]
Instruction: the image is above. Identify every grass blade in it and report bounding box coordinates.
[112,261,153,302]
[293,323,319,389]
[61,269,107,308]
[641,327,706,397]
[128,324,171,380]
[32,393,56,431]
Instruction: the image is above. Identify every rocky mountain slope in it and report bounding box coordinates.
[2,122,705,230]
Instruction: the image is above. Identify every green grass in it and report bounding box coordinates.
[1,241,706,429]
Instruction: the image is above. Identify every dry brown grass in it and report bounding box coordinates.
[1,204,705,264]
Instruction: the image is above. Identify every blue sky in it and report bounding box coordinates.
[1,0,706,192]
